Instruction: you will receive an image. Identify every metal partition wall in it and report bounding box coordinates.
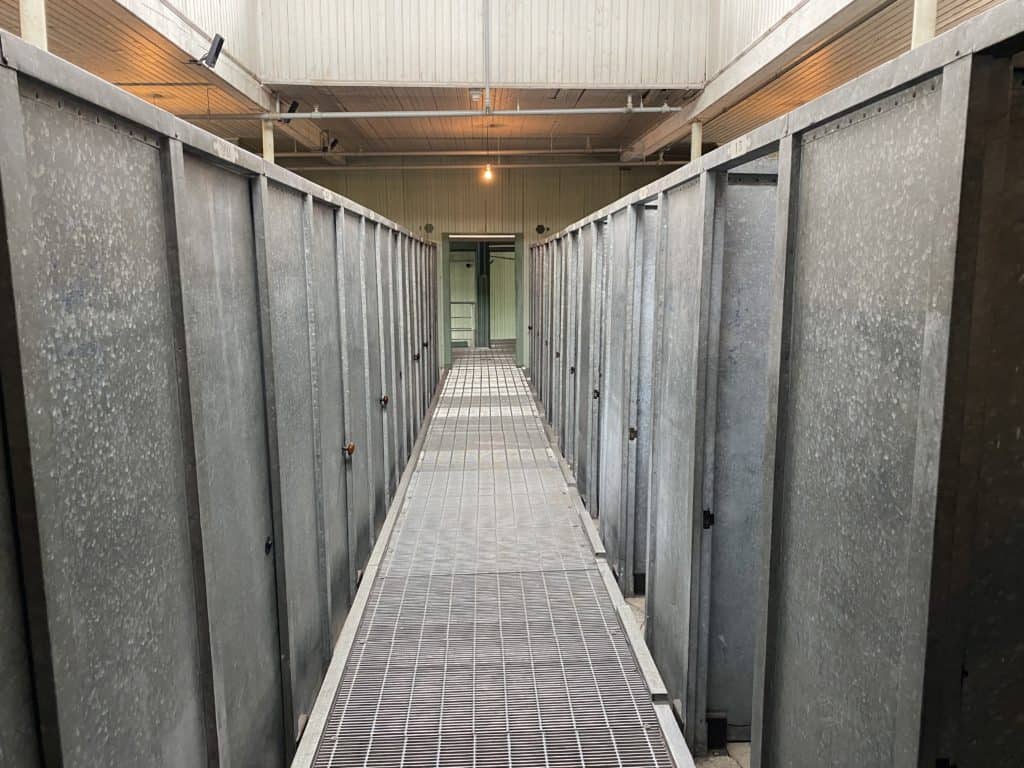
[526,6,1024,766]
[597,206,638,593]
[0,33,439,768]
[561,230,579,466]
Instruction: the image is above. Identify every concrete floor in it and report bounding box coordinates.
[695,743,751,768]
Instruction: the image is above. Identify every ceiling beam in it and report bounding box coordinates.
[111,0,324,151]
[620,0,892,161]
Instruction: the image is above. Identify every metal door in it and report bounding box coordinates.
[703,167,777,741]
[574,226,596,498]
[597,208,638,591]
[646,177,714,751]
[562,231,579,465]
[338,211,374,577]
[625,204,660,591]
[179,156,287,765]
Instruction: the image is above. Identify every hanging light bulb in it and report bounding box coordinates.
[482,163,494,182]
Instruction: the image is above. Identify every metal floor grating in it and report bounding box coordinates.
[312,350,675,767]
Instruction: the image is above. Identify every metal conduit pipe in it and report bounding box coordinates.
[179,105,683,121]
[280,160,687,171]
[274,147,623,158]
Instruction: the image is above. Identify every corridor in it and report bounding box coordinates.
[301,350,682,767]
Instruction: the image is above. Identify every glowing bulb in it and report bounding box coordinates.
[482,163,494,181]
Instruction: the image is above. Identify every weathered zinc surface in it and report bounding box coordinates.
[705,169,776,742]
[597,208,634,590]
[647,178,710,750]
[527,10,1024,765]
[180,155,286,763]
[16,82,209,765]
[0,30,438,766]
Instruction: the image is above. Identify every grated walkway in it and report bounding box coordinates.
[310,349,675,767]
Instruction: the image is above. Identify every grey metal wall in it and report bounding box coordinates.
[0,32,439,768]
[526,6,1024,766]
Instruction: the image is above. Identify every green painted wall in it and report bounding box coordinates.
[489,255,516,340]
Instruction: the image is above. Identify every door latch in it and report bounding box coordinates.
[380,394,389,408]
[555,351,560,358]
[413,353,420,362]
[703,509,715,529]
[569,366,576,375]
[592,389,600,400]
[344,442,357,458]
[628,427,638,441]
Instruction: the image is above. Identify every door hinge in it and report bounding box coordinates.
[569,366,576,375]
[702,509,715,529]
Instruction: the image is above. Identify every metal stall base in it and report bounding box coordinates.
[295,350,694,768]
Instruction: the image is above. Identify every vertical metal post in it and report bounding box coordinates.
[262,120,275,163]
[300,193,331,667]
[334,207,359,596]
[19,0,47,50]
[0,65,61,768]
[251,174,297,755]
[160,138,221,766]
[356,216,378,544]
[690,121,703,163]
[912,0,937,48]
[373,222,392,500]
[750,134,800,768]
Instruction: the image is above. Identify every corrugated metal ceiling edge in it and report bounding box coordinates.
[533,0,1022,246]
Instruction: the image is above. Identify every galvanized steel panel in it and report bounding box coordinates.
[179,154,285,765]
[585,221,608,517]
[551,240,564,441]
[392,236,412,466]
[339,211,374,576]
[360,222,388,535]
[647,178,709,749]
[573,227,597,500]
[562,232,580,466]
[264,183,327,725]
[628,206,661,582]
[0,413,41,766]
[705,169,777,741]
[408,242,423,429]
[761,77,950,765]
[15,87,208,764]
[597,209,635,589]
[378,230,400,497]
[310,202,351,640]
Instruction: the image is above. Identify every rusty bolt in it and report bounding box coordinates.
[344,442,357,457]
